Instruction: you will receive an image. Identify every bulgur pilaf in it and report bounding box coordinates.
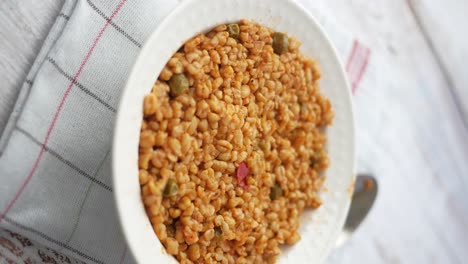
[138,20,334,264]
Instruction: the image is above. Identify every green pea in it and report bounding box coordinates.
[310,152,321,167]
[163,178,178,197]
[169,74,189,97]
[214,226,223,236]
[167,221,176,237]
[272,32,289,54]
[227,23,240,39]
[310,157,317,167]
[270,184,283,200]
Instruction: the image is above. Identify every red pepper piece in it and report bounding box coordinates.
[236,161,250,190]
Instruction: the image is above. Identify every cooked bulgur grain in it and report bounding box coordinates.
[139,20,334,264]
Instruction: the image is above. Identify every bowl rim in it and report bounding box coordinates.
[112,0,356,263]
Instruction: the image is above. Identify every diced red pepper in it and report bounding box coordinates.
[236,161,250,190]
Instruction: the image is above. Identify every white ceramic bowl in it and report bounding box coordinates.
[113,0,355,263]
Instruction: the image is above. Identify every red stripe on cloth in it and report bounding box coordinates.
[346,40,359,75]
[0,0,128,224]
[352,46,371,94]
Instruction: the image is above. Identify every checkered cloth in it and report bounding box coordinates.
[0,0,371,263]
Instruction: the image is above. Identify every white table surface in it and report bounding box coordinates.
[1,0,467,263]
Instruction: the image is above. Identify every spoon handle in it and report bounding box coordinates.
[335,174,378,248]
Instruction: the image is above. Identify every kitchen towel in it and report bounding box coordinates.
[0,0,371,263]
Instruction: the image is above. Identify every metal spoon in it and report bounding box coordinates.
[335,174,378,247]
